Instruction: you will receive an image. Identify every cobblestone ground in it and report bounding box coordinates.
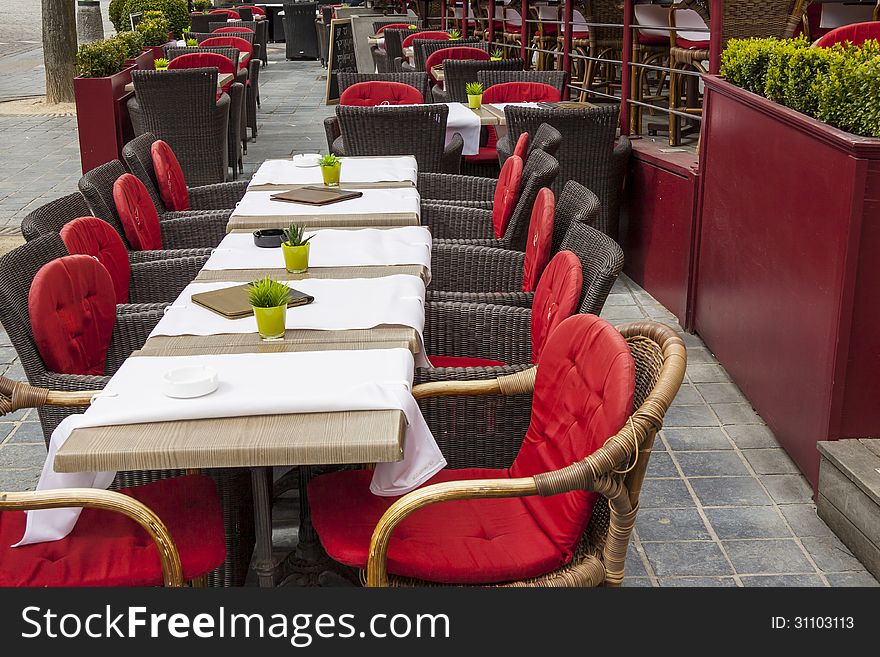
[0,10,876,586]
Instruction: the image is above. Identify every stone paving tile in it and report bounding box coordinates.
[778,504,835,538]
[645,451,678,478]
[742,448,801,475]
[800,537,867,573]
[723,539,815,575]
[642,542,733,577]
[639,478,695,508]
[663,404,720,427]
[762,474,815,505]
[740,575,825,587]
[689,477,774,507]
[824,572,880,587]
[676,451,750,478]
[725,425,781,449]
[686,364,732,384]
[636,508,711,541]
[712,403,764,425]
[705,507,794,540]
[0,443,46,469]
[6,422,45,444]
[659,577,738,587]
[695,382,747,404]
[663,427,732,451]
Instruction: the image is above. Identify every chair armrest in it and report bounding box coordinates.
[159,212,228,250]
[421,203,495,240]
[441,133,463,173]
[496,134,513,167]
[128,248,213,263]
[106,306,165,373]
[187,180,248,210]
[430,85,448,103]
[430,242,524,292]
[324,116,340,152]
[424,301,532,364]
[423,199,494,209]
[417,172,496,202]
[398,58,415,72]
[426,290,534,307]
[128,255,208,304]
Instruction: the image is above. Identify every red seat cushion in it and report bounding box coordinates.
[571,30,589,39]
[522,188,555,293]
[424,46,490,84]
[816,22,880,48]
[492,154,524,238]
[530,251,582,362]
[113,173,163,251]
[340,81,423,106]
[429,355,507,368]
[238,5,265,16]
[213,26,254,34]
[463,125,499,164]
[638,32,668,45]
[401,31,450,49]
[0,475,226,587]
[513,131,529,160]
[150,139,190,212]
[309,314,635,583]
[29,255,116,376]
[209,9,239,19]
[482,82,561,104]
[168,51,237,94]
[59,217,132,304]
[377,23,411,34]
[676,36,710,49]
[200,36,253,69]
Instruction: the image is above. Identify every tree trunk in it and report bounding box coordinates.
[42,0,78,104]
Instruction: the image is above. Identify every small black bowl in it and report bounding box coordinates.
[253,228,285,248]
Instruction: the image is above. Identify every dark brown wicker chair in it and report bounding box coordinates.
[503,104,630,239]
[334,104,465,174]
[433,57,524,103]
[78,160,228,250]
[371,24,424,73]
[127,69,229,186]
[20,193,90,242]
[209,19,268,67]
[337,71,431,101]
[477,68,568,97]
[402,38,487,72]
[496,122,563,167]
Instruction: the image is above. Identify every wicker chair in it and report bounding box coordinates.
[210,20,269,67]
[282,2,319,60]
[20,193,90,242]
[496,122,563,167]
[403,38,486,72]
[371,23,423,73]
[78,160,228,250]
[127,69,229,186]
[189,12,215,33]
[503,104,630,239]
[382,27,425,73]
[421,150,559,250]
[433,58,523,103]
[478,68,568,97]
[337,72,431,103]
[334,104,464,174]
[630,4,672,136]
[581,0,625,100]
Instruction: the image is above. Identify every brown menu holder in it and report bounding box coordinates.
[270,186,363,206]
[191,284,314,319]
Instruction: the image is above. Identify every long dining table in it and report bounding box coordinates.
[53,155,433,588]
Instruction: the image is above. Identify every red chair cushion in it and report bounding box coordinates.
[377,23,411,34]
[340,81,423,106]
[530,250,582,362]
[113,173,163,251]
[429,355,507,368]
[816,22,880,48]
[209,9,239,19]
[150,139,190,212]
[0,475,226,587]
[424,46,490,83]
[522,188,555,293]
[638,32,668,45]
[482,82,561,104]
[513,131,529,160]
[492,154,523,238]
[167,51,236,93]
[214,25,255,34]
[463,125,499,164]
[401,31,450,49]
[310,468,567,583]
[571,30,589,39]
[60,217,132,305]
[510,314,635,554]
[28,255,116,376]
[239,5,266,16]
[200,36,253,68]
[676,36,710,49]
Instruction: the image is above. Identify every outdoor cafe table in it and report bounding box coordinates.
[247,155,418,191]
[124,72,235,93]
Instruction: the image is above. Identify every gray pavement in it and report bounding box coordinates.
[0,13,875,586]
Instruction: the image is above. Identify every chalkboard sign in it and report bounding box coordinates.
[324,18,357,104]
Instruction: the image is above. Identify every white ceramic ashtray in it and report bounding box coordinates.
[292,153,321,168]
[161,366,219,399]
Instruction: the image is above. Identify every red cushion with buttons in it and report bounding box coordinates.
[429,355,507,368]
[521,188,555,293]
[0,475,226,586]
[401,31,450,49]
[482,82,561,104]
[492,154,523,239]
[377,23,411,34]
[238,5,265,16]
[28,255,116,376]
[339,81,423,106]
[513,131,529,160]
[213,26,255,34]
[60,217,132,305]
[200,36,253,68]
[113,173,163,251]
[150,139,190,212]
[530,250,582,363]
[424,46,490,84]
[168,51,237,91]
[209,8,239,19]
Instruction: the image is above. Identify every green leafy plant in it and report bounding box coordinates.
[75,39,127,78]
[247,276,290,308]
[109,0,128,31]
[318,153,341,168]
[186,37,198,47]
[447,29,461,40]
[491,48,503,60]
[407,24,417,29]
[465,81,483,96]
[192,0,212,10]
[281,223,313,247]
[153,57,169,70]
[720,37,782,95]
[112,30,145,59]
[136,15,171,47]
[121,0,190,38]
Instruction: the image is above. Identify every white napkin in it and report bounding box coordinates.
[231,188,422,219]
[150,275,429,366]
[441,102,482,156]
[15,349,447,546]
[248,156,418,188]
[203,227,432,271]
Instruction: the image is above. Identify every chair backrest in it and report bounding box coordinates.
[21,193,91,242]
[113,173,163,251]
[237,6,254,21]
[376,22,412,34]
[209,8,239,19]
[588,0,624,48]
[482,81,561,103]
[816,21,880,48]
[201,35,254,61]
[336,104,450,173]
[383,27,424,61]
[492,154,524,239]
[424,46,490,84]
[59,217,132,304]
[502,149,559,250]
[412,38,485,71]
[529,250,583,363]
[510,313,635,559]
[522,187,554,293]
[166,46,240,71]
[337,71,431,101]
[122,133,168,213]
[402,30,449,49]
[29,255,116,377]
[440,58,523,103]
[210,20,260,34]
[78,159,132,247]
[478,69,568,98]
[529,123,563,160]
[339,81,423,106]
[513,131,529,160]
[185,30,255,47]
[722,0,808,44]
[167,51,236,75]
[239,5,266,17]
[189,13,215,33]
[551,178,600,254]
[150,139,190,212]
[213,25,255,34]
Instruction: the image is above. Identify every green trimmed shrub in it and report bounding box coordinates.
[136,15,171,47]
[192,0,212,10]
[76,39,127,78]
[112,30,145,59]
[720,37,781,95]
[763,35,809,103]
[109,0,127,32]
[776,46,836,117]
[816,41,880,137]
[121,0,189,38]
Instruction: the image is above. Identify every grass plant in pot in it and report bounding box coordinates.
[281,223,312,274]
[248,276,290,341]
[466,81,483,109]
[447,29,460,40]
[153,57,169,70]
[319,153,342,187]
[490,48,503,61]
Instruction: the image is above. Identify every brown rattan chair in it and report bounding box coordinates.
[337,71,431,101]
[402,38,486,72]
[20,192,90,242]
[432,58,524,103]
[503,104,630,239]
[630,3,672,135]
[478,68,568,98]
[209,19,269,67]
[579,0,625,101]
[127,68,229,186]
[334,104,464,174]
[382,27,425,73]
[496,122,562,167]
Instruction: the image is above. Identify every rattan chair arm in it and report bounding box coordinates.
[417,172,497,201]
[0,376,102,417]
[423,199,494,209]
[425,301,533,363]
[430,242,524,292]
[366,476,539,586]
[426,290,533,307]
[431,85,449,103]
[0,489,184,586]
[496,134,513,166]
[421,203,495,240]
[128,248,213,263]
[128,255,207,304]
[442,133,464,174]
[399,59,416,72]
[324,116,340,152]
[159,212,228,249]
[413,365,536,399]
[187,180,248,210]
[106,306,165,373]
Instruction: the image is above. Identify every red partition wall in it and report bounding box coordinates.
[74,66,136,174]
[694,75,880,486]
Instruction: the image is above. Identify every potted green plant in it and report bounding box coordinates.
[153,57,169,70]
[281,223,313,274]
[407,24,417,29]
[447,28,461,40]
[185,37,198,47]
[114,30,152,69]
[192,0,211,10]
[490,48,503,61]
[247,276,290,340]
[318,153,342,187]
[465,81,483,109]
[136,13,173,59]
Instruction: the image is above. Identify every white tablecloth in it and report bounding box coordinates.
[204,227,432,271]
[441,102,482,156]
[15,349,446,546]
[231,188,422,220]
[248,156,418,189]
